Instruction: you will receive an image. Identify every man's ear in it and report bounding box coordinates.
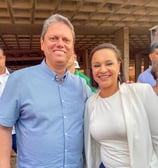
[149,53,153,62]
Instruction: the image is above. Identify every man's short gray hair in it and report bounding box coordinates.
[41,14,75,42]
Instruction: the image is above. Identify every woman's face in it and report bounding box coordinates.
[91,48,120,90]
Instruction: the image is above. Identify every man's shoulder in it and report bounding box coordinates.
[8,64,41,80]
[139,67,151,75]
[137,67,153,81]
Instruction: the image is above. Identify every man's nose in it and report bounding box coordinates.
[56,39,64,47]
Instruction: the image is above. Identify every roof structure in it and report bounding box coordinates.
[0,0,158,69]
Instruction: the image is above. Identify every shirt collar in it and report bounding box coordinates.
[41,59,68,82]
[0,67,10,77]
[5,68,10,75]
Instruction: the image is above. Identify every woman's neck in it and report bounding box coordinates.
[99,84,119,98]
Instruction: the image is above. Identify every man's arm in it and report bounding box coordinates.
[0,125,12,168]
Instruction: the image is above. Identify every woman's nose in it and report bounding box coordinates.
[100,65,107,72]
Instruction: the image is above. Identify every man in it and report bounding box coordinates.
[0,14,92,168]
[68,53,96,92]
[0,47,16,156]
[137,42,158,86]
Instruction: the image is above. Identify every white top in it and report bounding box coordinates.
[84,83,158,168]
[90,91,129,168]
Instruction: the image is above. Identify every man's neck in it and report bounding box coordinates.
[68,66,75,74]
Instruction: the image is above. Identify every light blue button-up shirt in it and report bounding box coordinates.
[137,66,156,86]
[0,60,92,168]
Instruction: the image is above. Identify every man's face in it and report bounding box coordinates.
[40,22,74,71]
[0,49,6,74]
[149,48,158,62]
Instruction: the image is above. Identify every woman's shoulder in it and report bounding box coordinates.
[87,93,97,101]
[121,82,152,90]
[86,91,100,105]
[121,82,153,96]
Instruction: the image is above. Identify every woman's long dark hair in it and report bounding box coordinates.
[89,43,126,89]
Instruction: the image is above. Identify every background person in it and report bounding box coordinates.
[68,54,106,168]
[0,14,92,168]
[68,53,96,92]
[137,42,158,86]
[84,43,158,168]
[151,60,158,95]
[0,47,16,156]
[68,53,104,168]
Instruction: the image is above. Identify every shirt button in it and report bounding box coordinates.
[64,116,67,119]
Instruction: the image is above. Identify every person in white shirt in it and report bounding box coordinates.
[0,47,16,155]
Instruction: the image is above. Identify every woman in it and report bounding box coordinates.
[151,60,158,95]
[84,43,158,168]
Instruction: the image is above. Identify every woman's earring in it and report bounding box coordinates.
[118,72,121,82]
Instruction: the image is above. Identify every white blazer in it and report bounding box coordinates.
[84,83,158,168]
